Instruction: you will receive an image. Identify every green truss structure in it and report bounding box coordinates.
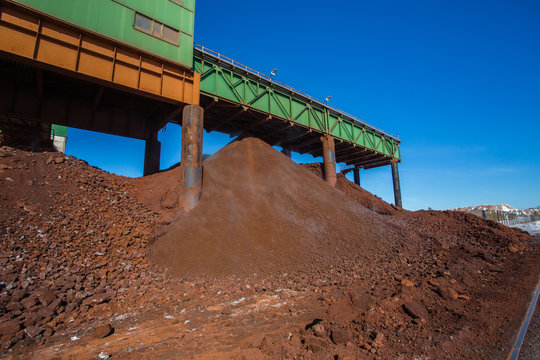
[193,44,400,167]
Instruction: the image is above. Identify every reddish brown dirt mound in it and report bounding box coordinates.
[0,139,539,359]
[132,164,183,223]
[150,137,390,276]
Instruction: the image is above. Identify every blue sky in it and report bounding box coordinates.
[65,0,540,210]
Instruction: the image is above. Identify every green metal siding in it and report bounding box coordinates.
[51,124,67,137]
[11,0,194,68]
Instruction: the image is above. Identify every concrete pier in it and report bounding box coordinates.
[391,161,402,208]
[321,135,337,187]
[143,131,161,176]
[181,105,204,211]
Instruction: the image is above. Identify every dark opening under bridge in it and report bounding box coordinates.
[0,0,403,209]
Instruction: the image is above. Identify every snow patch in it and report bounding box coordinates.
[510,221,540,235]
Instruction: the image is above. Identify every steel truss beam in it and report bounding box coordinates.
[194,47,401,167]
[338,150,376,163]
[361,158,393,169]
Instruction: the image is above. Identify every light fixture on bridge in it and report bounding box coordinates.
[325,96,332,102]
[270,68,278,76]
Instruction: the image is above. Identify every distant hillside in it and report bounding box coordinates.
[451,204,540,215]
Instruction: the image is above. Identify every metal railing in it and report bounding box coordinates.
[194,43,399,142]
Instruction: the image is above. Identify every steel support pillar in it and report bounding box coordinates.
[391,161,402,208]
[321,135,337,187]
[143,132,161,176]
[281,148,292,158]
[353,167,360,186]
[181,105,204,211]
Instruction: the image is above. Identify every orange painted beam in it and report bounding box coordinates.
[0,1,199,106]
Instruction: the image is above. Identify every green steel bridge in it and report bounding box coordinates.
[192,44,401,170]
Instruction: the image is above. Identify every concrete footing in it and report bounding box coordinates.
[181,105,204,211]
[391,161,402,208]
[321,135,337,187]
[143,132,161,176]
[52,135,67,153]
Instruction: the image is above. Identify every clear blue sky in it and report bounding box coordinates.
[65,0,540,211]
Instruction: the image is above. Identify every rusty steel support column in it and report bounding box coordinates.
[391,160,402,208]
[353,167,360,186]
[181,105,204,211]
[143,131,161,176]
[281,148,291,158]
[321,135,337,187]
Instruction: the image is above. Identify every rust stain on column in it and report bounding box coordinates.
[321,135,337,187]
[181,105,204,211]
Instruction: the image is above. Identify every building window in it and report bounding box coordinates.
[134,13,179,46]
[153,22,163,37]
[163,25,179,44]
[134,13,152,33]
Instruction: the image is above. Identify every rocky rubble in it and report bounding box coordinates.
[0,139,538,359]
[0,146,164,351]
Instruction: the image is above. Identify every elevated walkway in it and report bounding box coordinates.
[193,44,400,169]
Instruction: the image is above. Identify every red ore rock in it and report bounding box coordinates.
[24,326,44,339]
[82,293,111,307]
[93,323,113,338]
[0,320,21,336]
[37,290,56,307]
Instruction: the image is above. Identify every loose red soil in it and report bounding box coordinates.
[0,138,538,359]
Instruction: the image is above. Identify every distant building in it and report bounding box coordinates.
[51,125,67,153]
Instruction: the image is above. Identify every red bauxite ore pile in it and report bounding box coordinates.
[0,138,539,359]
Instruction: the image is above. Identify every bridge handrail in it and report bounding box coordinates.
[194,43,399,142]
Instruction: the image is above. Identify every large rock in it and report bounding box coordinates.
[93,323,113,338]
[21,297,38,310]
[303,336,327,352]
[402,301,428,320]
[37,290,56,307]
[312,323,326,337]
[24,326,44,338]
[5,301,23,312]
[82,293,111,307]
[330,325,352,345]
[0,320,21,336]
